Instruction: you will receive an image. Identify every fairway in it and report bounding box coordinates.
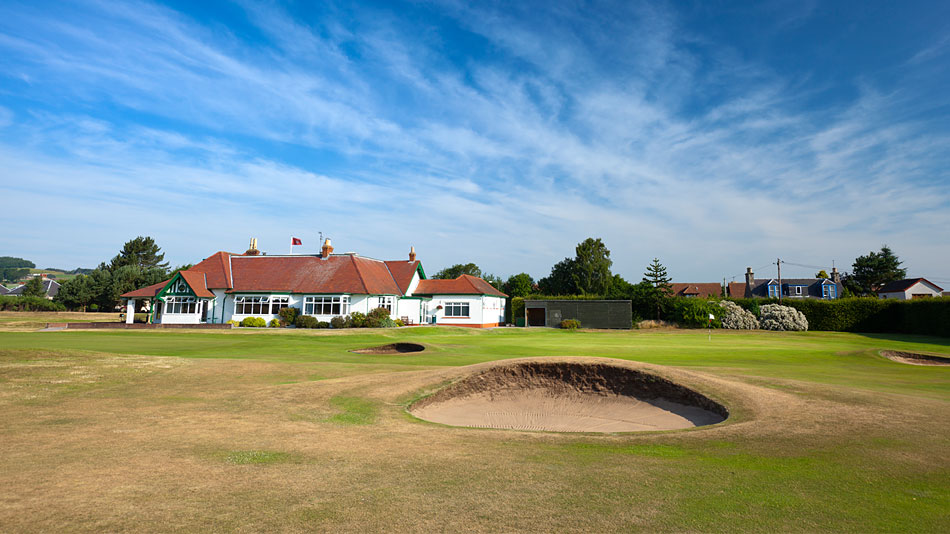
[1,326,948,532]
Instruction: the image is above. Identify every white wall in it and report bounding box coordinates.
[427,295,504,326]
[879,280,944,300]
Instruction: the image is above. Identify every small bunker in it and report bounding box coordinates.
[410,360,727,432]
[880,350,950,366]
[351,343,426,355]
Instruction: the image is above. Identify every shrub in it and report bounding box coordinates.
[347,311,366,328]
[363,307,391,328]
[226,319,239,327]
[239,317,267,328]
[560,318,581,330]
[278,307,299,326]
[759,304,808,331]
[268,318,281,328]
[330,316,346,329]
[719,300,759,330]
[0,296,67,312]
[316,321,330,329]
[295,315,319,329]
[394,318,405,327]
[671,298,722,328]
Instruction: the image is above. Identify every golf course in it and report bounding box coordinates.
[1,321,948,532]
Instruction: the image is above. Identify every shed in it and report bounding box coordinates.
[523,300,632,329]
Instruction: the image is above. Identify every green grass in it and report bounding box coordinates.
[0,325,947,532]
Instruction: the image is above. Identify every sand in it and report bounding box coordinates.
[880,350,950,366]
[351,343,426,354]
[410,360,727,432]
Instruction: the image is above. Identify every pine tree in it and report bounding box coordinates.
[21,276,46,298]
[108,236,169,272]
[642,258,672,320]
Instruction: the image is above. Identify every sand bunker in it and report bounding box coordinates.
[410,360,727,432]
[880,350,950,366]
[351,343,426,355]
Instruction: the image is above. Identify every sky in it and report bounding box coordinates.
[1,0,948,286]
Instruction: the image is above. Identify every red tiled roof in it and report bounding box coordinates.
[727,282,749,298]
[121,279,170,298]
[226,254,403,295]
[384,260,422,295]
[179,271,215,298]
[671,283,721,298]
[878,278,943,293]
[414,274,507,297]
[188,251,234,289]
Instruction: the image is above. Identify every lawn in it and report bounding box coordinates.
[0,325,947,532]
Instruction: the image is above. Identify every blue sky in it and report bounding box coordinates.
[1,0,948,285]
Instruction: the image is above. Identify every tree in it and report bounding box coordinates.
[605,274,633,300]
[572,238,613,295]
[815,270,829,279]
[433,263,481,279]
[538,258,578,295]
[483,273,504,292]
[849,245,906,295]
[55,275,94,312]
[0,256,35,282]
[21,277,46,298]
[107,236,169,272]
[642,258,673,320]
[504,273,535,298]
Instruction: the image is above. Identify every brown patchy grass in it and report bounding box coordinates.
[0,311,122,331]
[0,336,947,532]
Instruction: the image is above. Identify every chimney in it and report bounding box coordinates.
[320,238,334,259]
[745,267,755,288]
[408,246,416,262]
[831,267,841,284]
[245,237,261,256]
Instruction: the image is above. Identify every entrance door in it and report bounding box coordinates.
[526,307,546,327]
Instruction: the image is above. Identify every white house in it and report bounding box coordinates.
[877,278,944,300]
[121,239,507,327]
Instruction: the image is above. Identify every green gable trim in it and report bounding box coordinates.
[156,272,195,300]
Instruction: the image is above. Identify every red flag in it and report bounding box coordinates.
[291,237,302,246]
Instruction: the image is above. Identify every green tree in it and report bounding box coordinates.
[572,238,613,295]
[0,256,35,281]
[433,263,482,279]
[55,275,95,311]
[21,277,46,298]
[504,273,535,298]
[849,246,906,295]
[483,273,505,292]
[538,258,578,295]
[815,270,829,279]
[604,274,633,300]
[642,258,673,320]
[107,236,169,272]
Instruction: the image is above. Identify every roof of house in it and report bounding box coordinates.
[671,283,721,298]
[0,285,11,295]
[414,274,507,297]
[877,278,944,293]
[188,251,234,289]
[747,278,842,299]
[122,279,171,298]
[6,279,59,297]
[384,260,422,295]
[179,271,216,298]
[226,254,405,295]
[727,282,749,299]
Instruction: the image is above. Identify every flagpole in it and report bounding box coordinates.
[289,237,293,255]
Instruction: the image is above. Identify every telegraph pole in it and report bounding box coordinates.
[777,258,783,303]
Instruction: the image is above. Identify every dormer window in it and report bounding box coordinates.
[768,284,780,298]
[795,286,802,295]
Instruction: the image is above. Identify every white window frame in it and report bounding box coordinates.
[304,296,350,316]
[768,284,779,298]
[377,296,394,313]
[444,301,470,317]
[822,284,836,299]
[795,286,802,295]
[164,296,198,314]
[234,296,269,315]
[269,296,289,315]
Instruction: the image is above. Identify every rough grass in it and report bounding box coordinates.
[0,325,947,532]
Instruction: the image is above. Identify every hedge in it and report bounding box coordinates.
[728,297,950,337]
[0,296,67,312]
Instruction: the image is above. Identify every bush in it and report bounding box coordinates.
[295,315,319,329]
[719,300,759,330]
[394,318,405,327]
[560,319,581,330]
[347,311,366,328]
[239,317,267,328]
[671,298,722,328]
[316,321,330,329]
[330,316,346,329]
[268,318,281,328]
[226,319,239,327]
[278,307,299,326]
[363,307,391,328]
[0,295,67,312]
[759,304,808,331]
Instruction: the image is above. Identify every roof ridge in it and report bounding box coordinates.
[349,255,370,294]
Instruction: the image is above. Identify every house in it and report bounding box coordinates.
[670,283,722,298]
[5,279,60,300]
[0,285,11,295]
[877,278,944,300]
[121,239,507,327]
[729,267,843,300]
